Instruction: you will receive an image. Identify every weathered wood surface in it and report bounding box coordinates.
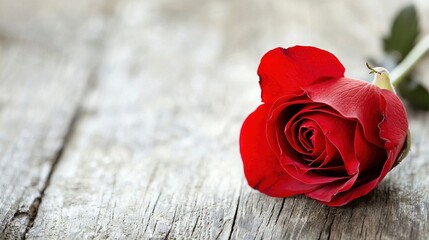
[0,1,106,238]
[1,0,429,239]
[0,44,89,237]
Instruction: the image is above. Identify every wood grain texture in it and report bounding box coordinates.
[0,0,107,238]
[0,0,428,239]
[0,45,90,238]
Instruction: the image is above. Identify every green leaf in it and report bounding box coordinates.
[397,77,429,110]
[383,5,420,61]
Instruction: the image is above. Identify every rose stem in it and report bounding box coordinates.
[390,34,429,87]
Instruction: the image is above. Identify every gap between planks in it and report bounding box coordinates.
[21,73,98,239]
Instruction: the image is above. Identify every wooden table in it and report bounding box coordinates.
[1,0,428,239]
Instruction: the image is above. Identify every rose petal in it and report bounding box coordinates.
[299,127,314,151]
[266,94,311,158]
[311,139,341,167]
[315,93,407,206]
[283,105,344,167]
[286,110,324,156]
[307,120,342,168]
[379,89,408,150]
[258,46,345,103]
[320,150,399,207]
[306,174,358,202]
[354,124,386,175]
[299,165,347,175]
[305,78,385,147]
[303,112,360,175]
[281,155,349,184]
[239,104,320,197]
[305,121,325,155]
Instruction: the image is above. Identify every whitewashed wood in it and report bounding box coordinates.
[0,0,427,239]
[0,0,107,238]
[0,45,90,238]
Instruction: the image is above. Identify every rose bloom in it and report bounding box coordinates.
[239,46,408,206]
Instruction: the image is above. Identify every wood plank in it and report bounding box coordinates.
[0,44,90,239]
[0,0,108,238]
[27,0,429,239]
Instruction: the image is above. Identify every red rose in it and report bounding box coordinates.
[239,46,409,206]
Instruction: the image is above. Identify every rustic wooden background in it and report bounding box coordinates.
[0,0,428,239]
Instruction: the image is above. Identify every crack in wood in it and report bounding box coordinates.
[227,192,240,240]
[326,211,336,240]
[22,108,83,239]
[275,198,286,225]
[20,65,99,239]
[165,208,177,239]
[190,215,200,237]
[143,192,162,235]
